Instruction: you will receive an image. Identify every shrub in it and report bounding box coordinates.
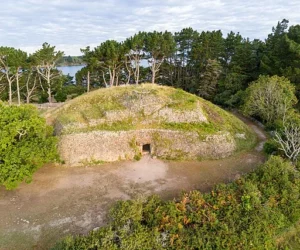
[38,92,49,103]
[263,139,279,155]
[243,75,297,125]
[0,104,58,189]
[54,90,68,102]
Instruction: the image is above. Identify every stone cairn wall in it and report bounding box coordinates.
[59,129,236,166]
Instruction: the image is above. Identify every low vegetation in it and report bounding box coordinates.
[0,104,58,189]
[52,156,300,249]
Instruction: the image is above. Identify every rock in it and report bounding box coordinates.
[235,133,246,139]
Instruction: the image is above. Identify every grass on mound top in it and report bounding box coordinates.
[49,84,200,125]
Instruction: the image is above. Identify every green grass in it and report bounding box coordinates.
[202,100,257,151]
[52,85,202,128]
[79,158,107,166]
[63,118,135,134]
[167,88,198,110]
[162,121,219,136]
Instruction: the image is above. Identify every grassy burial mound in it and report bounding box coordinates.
[47,84,256,165]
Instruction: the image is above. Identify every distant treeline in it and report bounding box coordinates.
[0,18,299,106]
[56,56,84,66]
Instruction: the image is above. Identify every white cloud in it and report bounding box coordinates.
[0,0,299,55]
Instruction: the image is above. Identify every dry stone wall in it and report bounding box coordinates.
[59,129,236,166]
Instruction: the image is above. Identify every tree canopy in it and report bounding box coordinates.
[243,75,297,124]
[0,104,58,189]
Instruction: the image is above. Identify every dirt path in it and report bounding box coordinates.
[0,115,267,250]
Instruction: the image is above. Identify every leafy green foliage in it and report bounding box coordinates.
[93,40,125,86]
[53,156,300,249]
[38,92,49,104]
[0,104,58,189]
[198,59,222,100]
[263,139,280,155]
[243,75,297,124]
[54,89,68,102]
[0,47,28,105]
[145,30,176,84]
[32,42,64,66]
[261,19,300,89]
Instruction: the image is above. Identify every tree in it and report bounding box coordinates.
[282,25,300,85]
[191,30,224,67]
[163,27,199,90]
[145,31,176,84]
[94,40,125,87]
[215,37,264,106]
[221,31,243,71]
[24,67,38,104]
[243,75,297,124]
[0,104,58,189]
[81,46,98,92]
[261,19,300,86]
[198,59,222,100]
[32,43,64,103]
[274,119,300,162]
[261,19,289,75]
[0,47,27,105]
[124,32,146,84]
[188,30,224,93]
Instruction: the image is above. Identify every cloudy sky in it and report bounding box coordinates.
[0,0,299,55]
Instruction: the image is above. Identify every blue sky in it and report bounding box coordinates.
[0,0,299,55]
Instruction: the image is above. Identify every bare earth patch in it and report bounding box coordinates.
[0,116,266,250]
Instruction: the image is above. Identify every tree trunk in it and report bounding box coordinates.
[5,70,13,105]
[126,73,130,85]
[102,72,108,87]
[109,67,114,86]
[26,73,31,104]
[136,60,140,85]
[16,72,20,106]
[47,73,51,103]
[112,68,116,86]
[151,61,156,84]
[116,73,119,86]
[151,72,155,84]
[8,80,12,106]
[87,71,90,92]
[26,74,37,104]
[48,87,51,104]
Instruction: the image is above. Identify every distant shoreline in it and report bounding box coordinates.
[57,63,85,67]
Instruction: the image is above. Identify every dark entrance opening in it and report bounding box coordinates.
[142,144,151,154]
